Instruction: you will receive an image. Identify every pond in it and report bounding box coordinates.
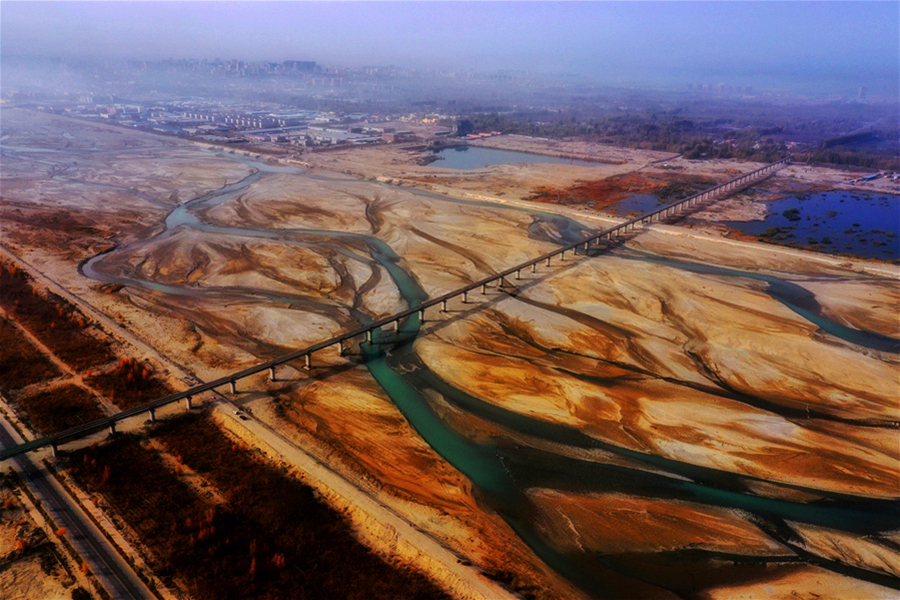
[431,145,598,170]
[722,191,899,261]
[609,194,666,216]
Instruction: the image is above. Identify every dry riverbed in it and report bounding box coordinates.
[2,108,898,599]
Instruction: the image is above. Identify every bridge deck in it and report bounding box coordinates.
[0,157,791,460]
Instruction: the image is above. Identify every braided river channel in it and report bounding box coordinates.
[83,152,900,598]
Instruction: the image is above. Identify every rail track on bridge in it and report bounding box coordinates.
[1,156,791,461]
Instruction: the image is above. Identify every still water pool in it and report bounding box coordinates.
[431,146,598,169]
[724,191,899,261]
[609,194,665,216]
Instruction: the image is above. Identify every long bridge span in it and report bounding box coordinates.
[1,156,791,460]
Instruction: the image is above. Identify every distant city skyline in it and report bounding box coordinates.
[2,1,898,97]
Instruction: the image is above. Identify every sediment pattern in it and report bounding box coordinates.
[3,110,898,599]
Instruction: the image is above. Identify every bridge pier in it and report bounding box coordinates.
[366,330,373,344]
[441,299,448,312]
[0,158,794,461]
[51,443,59,459]
[462,291,468,303]
[516,269,521,280]
[269,366,277,380]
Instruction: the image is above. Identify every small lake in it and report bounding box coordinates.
[610,194,667,216]
[723,191,899,261]
[431,146,598,170]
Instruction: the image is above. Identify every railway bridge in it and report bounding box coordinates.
[0,156,791,461]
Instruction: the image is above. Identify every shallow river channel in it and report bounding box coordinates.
[83,152,900,597]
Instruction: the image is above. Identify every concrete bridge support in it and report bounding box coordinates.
[185,396,193,410]
[149,409,156,423]
[269,366,277,380]
[304,354,311,370]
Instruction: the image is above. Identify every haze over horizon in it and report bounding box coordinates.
[2,1,899,98]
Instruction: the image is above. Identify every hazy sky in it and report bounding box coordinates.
[3,1,898,94]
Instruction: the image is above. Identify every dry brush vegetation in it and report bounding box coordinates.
[0,317,60,389]
[85,357,174,409]
[69,415,453,600]
[0,260,174,435]
[0,262,113,371]
[16,385,106,435]
[526,172,717,213]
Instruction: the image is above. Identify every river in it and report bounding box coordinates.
[83,150,900,597]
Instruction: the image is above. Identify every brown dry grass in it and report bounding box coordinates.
[0,317,61,389]
[527,172,717,212]
[0,262,113,371]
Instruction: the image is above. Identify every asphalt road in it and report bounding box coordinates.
[0,417,155,600]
